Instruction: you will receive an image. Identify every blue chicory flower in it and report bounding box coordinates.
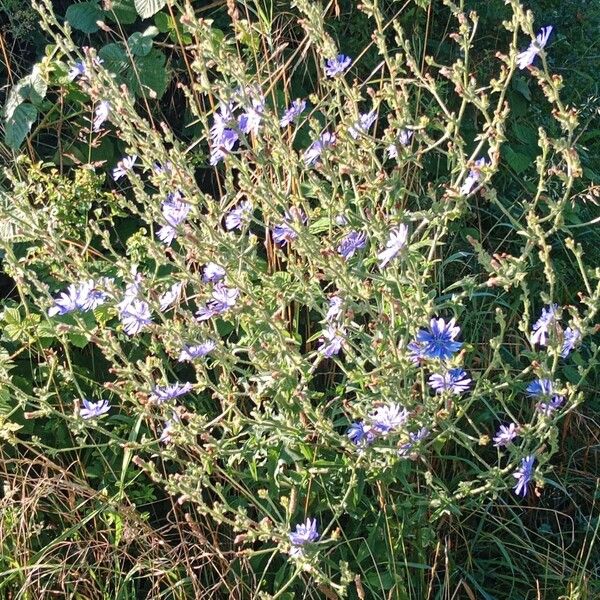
[203,262,226,283]
[398,427,430,456]
[337,230,367,260]
[370,403,409,435]
[460,158,487,195]
[157,191,191,245]
[318,325,345,357]
[325,295,343,322]
[196,284,239,321]
[411,318,463,361]
[347,421,375,446]
[280,99,306,127]
[160,413,181,444]
[159,282,185,312]
[80,398,111,420]
[120,299,152,335]
[530,304,558,346]
[112,155,138,180]
[303,132,336,166]
[387,129,413,158]
[289,517,319,557]
[238,95,265,135]
[428,368,471,395]
[209,102,239,165]
[493,422,519,447]
[513,455,536,497]
[225,200,252,230]
[517,26,553,70]
[93,100,110,132]
[377,224,408,268]
[68,61,87,81]
[561,327,581,358]
[272,209,307,246]
[348,110,377,139]
[150,382,193,405]
[178,341,216,362]
[48,279,110,316]
[325,54,352,77]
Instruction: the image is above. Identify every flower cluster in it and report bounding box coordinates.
[157,191,191,245]
[289,517,319,557]
[49,278,112,317]
[347,402,409,446]
[530,304,580,358]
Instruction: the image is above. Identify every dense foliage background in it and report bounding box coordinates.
[1,0,599,599]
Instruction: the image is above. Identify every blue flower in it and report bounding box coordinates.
[536,395,563,417]
[112,155,138,180]
[493,422,518,447]
[48,279,110,316]
[348,110,377,139]
[413,318,463,361]
[150,382,193,405]
[325,296,343,322]
[525,378,555,398]
[237,94,265,135]
[225,200,252,230]
[178,341,216,362]
[399,427,429,456]
[272,209,307,246]
[80,398,110,420]
[280,99,306,127]
[68,61,86,81]
[196,284,239,321]
[428,368,471,395]
[377,225,408,268]
[517,26,553,70]
[289,517,319,557]
[337,230,367,260]
[370,403,409,435]
[324,54,352,77]
[160,413,180,444]
[303,132,336,166]
[202,262,226,283]
[530,304,558,346]
[561,327,581,358]
[93,100,110,132]
[387,129,413,158]
[347,421,375,446]
[318,325,344,357]
[513,455,536,497]
[157,191,191,245]
[460,158,487,195]
[119,299,152,335]
[159,282,185,312]
[209,103,239,165]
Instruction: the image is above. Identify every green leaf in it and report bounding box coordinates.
[107,0,138,24]
[154,11,169,32]
[4,103,37,149]
[503,146,531,175]
[65,2,104,34]
[128,26,158,57]
[98,43,129,74]
[134,0,165,20]
[125,48,169,98]
[4,66,47,120]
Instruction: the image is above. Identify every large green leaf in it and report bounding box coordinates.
[128,26,159,57]
[65,1,104,34]
[126,48,169,98]
[98,43,129,75]
[3,66,47,120]
[134,0,165,20]
[4,103,37,149]
[107,0,138,24]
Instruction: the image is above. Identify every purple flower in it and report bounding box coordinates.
[225,200,252,230]
[157,191,191,245]
[460,158,487,195]
[289,518,319,557]
[48,279,109,316]
[68,61,86,81]
[348,110,377,139]
[196,284,239,321]
[150,382,193,405]
[428,368,471,395]
[412,318,462,361]
[370,403,409,435]
[347,421,375,446]
[561,327,581,358]
[537,395,564,417]
[318,325,344,357]
[202,262,226,283]
[272,209,307,246]
[325,54,352,77]
[159,282,185,312]
[325,296,343,322]
[280,99,306,127]
[209,102,239,165]
[386,129,413,158]
[112,155,138,180]
[303,132,336,166]
[237,96,265,136]
[399,427,430,456]
[377,224,408,268]
[493,422,519,447]
[80,398,110,420]
[530,304,558,346]
[513,455,536,497]
[178,341,216,362]
[93,100,110,132]
[517,26,553,70]
[160,413,180,444]
[120,299,152,335]
[337,230,367,260]
[526,378,556,398]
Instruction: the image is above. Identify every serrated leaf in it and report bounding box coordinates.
[65,2,104,34]
[134,0,165,20]
[98,43,129,75]
[4,103,37,149]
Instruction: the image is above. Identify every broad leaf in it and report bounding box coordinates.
[134,0,165,20]
[4,103,37,149]
[65,2,104,34]
[128,26,159,56]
